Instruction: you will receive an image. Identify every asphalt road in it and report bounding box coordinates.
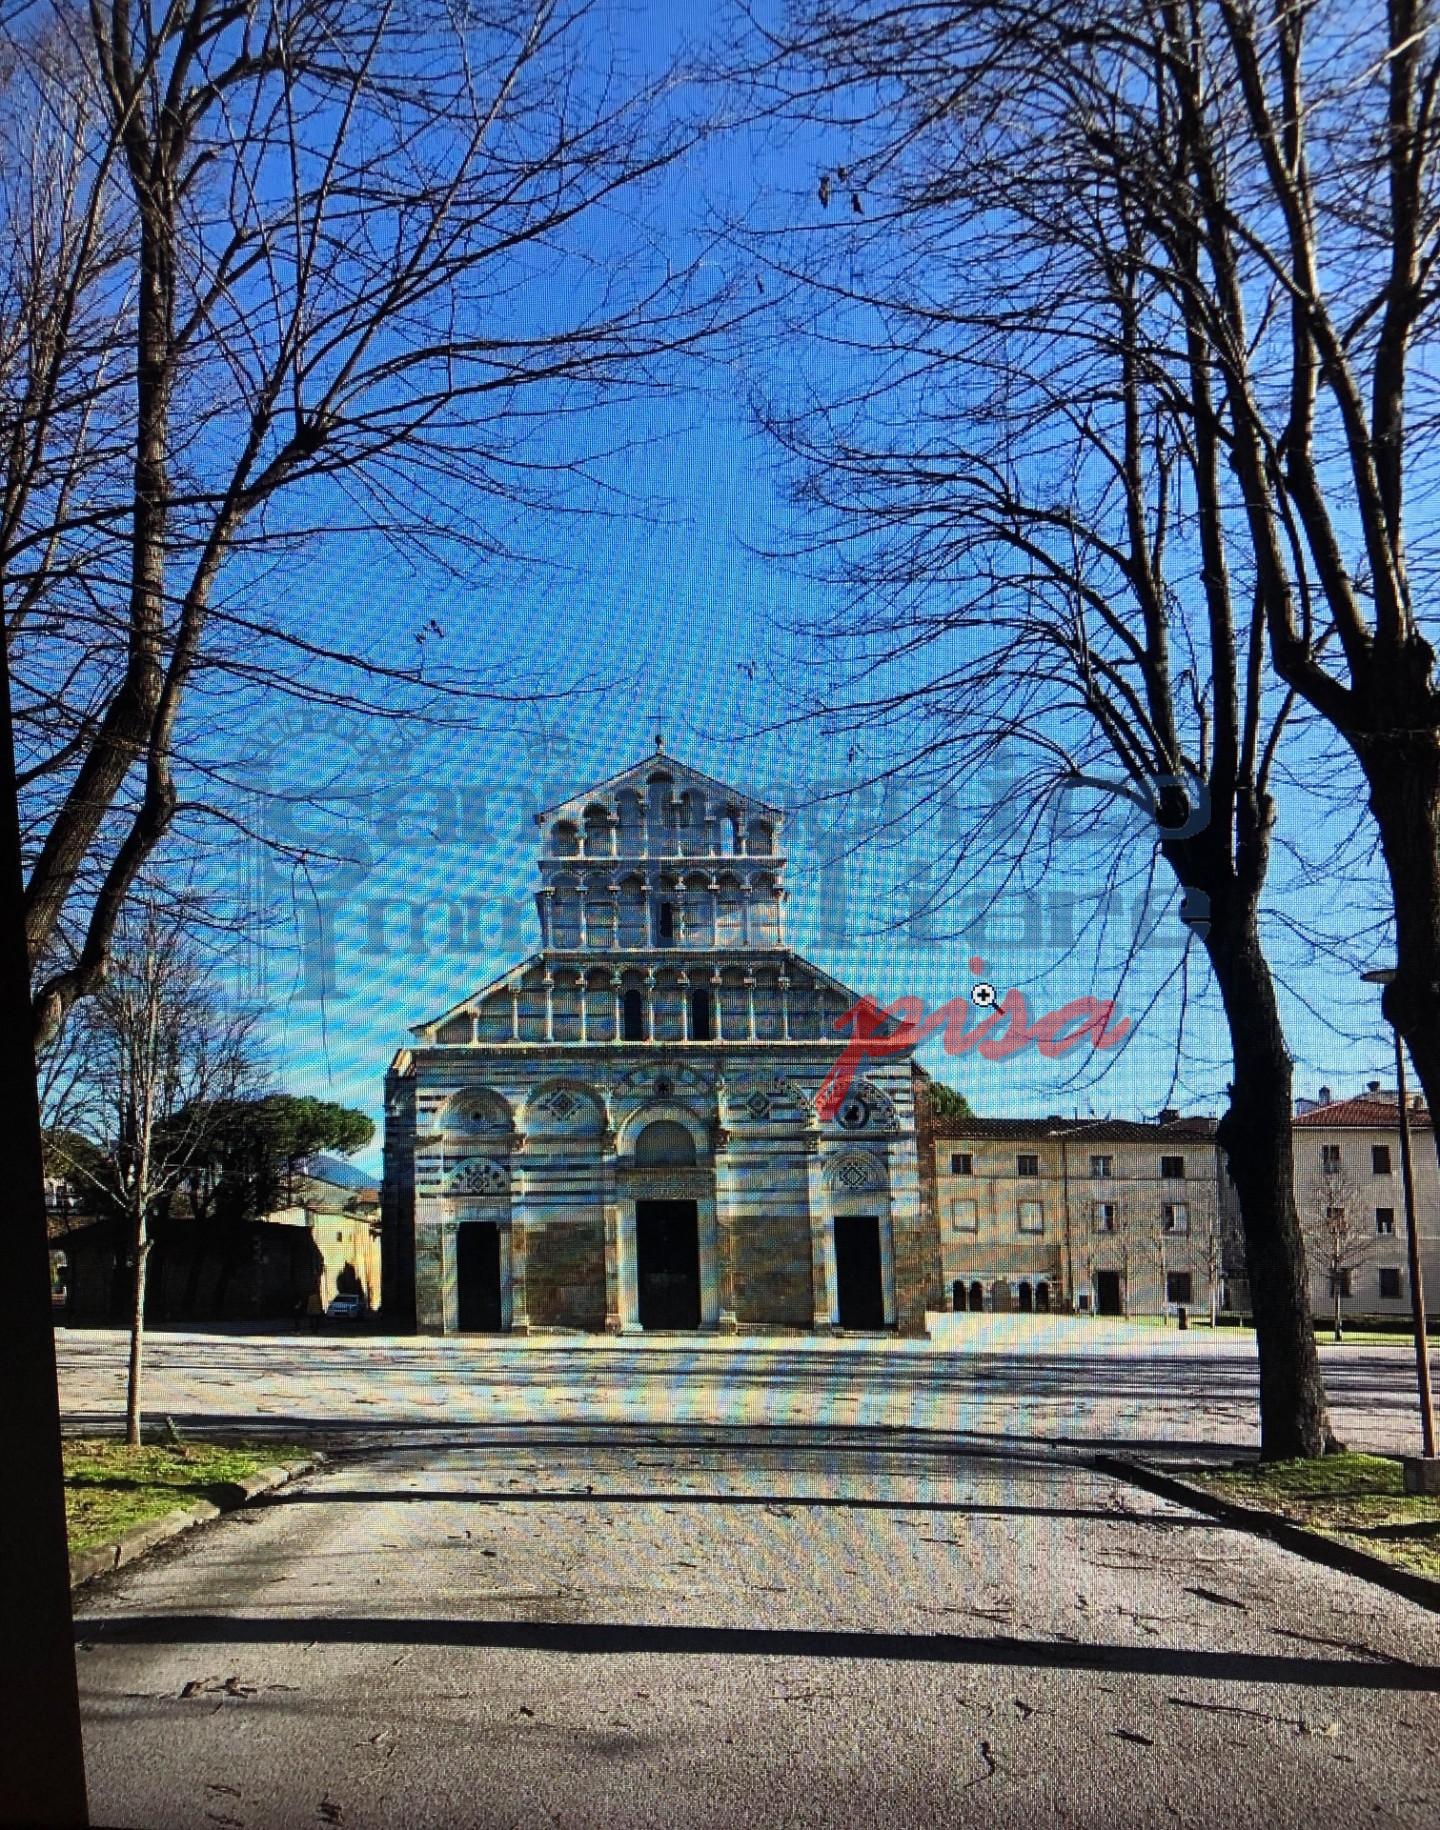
[65,1332,1440,1829]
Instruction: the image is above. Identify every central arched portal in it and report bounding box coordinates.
[635,1201,701,1328]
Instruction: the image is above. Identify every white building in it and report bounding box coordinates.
[381,744,934,1335]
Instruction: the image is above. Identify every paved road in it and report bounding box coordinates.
[65,1332,1440,1828]
[56,1321,1440,1460]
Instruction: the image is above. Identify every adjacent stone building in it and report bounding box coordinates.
[381,744,933,1335]
[927,1113,1233,1319]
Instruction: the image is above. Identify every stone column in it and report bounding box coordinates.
[611,970,623,1041]
[576,971,588,1042]
[744,970,757,1041]
[509,986,520,1040]
[578,886,589,949]
[538,886,554,948]
[713,1105,738,1333]
[602,1130,623,1332]
[711,966,725,1042]
[807,1136,835,1330]
[508,1146,531,1334]
[543,971,555,1043]
[615,1198,640,1332]
[740,880,752,946]
[678,970,692,1040]
[644,966,657,1041]
[778,974,791,1040]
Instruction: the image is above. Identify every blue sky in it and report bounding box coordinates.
[195,4,1401,1172]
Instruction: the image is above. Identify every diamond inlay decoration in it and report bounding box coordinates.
[448,1159,508,1195]
[543,1090,580,1121]
[838,1160,871,1190]
[745,1091,771,1119]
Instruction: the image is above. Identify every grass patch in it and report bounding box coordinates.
[1194,1452,1440,1582]
[64,1437,304,1553]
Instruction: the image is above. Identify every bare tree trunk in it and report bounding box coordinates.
[1334,1283,1343,1344]
[125,1213,149,1447]
[1208,907,1332,1458]
[0,613,88,1818]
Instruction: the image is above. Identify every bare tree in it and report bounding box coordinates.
[48,897,258,1441]
[729,0,1335,1454]
[1301,1167,1373,1342]
[1,0,729,1044]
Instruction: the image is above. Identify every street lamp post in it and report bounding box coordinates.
[1362,970,1439,1481]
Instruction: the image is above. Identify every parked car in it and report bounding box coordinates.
[326,1293,365,1321]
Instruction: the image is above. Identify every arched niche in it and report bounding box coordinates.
[634,1119,697,1167]
[439,1087,513,1138]
[550,819,580,858]
[616,1100,710,1162]
[523,1079,606,1139]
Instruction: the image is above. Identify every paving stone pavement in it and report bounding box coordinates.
[62,1327,1440,1828]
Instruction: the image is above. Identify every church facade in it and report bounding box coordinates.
[381,745,938,1335]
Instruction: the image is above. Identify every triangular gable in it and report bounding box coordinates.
[409,953,541,1038]
[534,748,783,825]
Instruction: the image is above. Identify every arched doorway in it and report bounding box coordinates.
[1018,1281,1033,1314]
[456,1223,502,1332]
[952,1279,967,1312]
[1035,1280,1051,1313]
[969,1280,984,1312]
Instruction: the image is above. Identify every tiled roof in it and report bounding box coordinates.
[1293,1097,1431,1129]
[929,1115,1218,1142]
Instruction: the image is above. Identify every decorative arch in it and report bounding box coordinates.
[823,1076,900,1134]
[823,1151,887,1193]
[439,1087,513,1137]
[616,1099,710,1161]
[550,819,580,858]
[522,1079,606,1138]
[445,1157,509,1195]
[633,1119,697,1167]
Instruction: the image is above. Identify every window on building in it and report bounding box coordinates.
[1372,1143,1393,1175]
[691,986,712,1041]
[1162,1201,1189,1234]
[951,1197,979,1233]
[1090,1154,1114,1179]
[1376,1206,1396,1237]
[1017,1152,1039,1177]
[1166,1272,1193,1306]
[1018,1199,1044,1233]
[1322,1143,1342,1172]
[1160,1154,1185,1180]
[951,1151,974,1175]
[1093,1201,1117,1233]
[1379,1267,1404,1300]
[621,987,645,1041]
[656,900,675,945]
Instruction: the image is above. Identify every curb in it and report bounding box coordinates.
[69,1455,322,1589]
[1094,1453,1440,1615]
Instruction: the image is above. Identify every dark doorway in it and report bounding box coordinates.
[952,1278,967,1312]
[1095,1270,1123,1317]
[622,987,645,1040]
[636,1200,701,1329]
[691,986,712,1040]
[1036,1280,1051,1313]
[834,1214,885,1329]
[968,1280,984,1312]
[1018,1281,1033,1313]
[456,1222,502,1331]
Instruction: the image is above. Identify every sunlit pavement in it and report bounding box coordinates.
[60,1328,1440,1828]
[55,1320,1440,1460]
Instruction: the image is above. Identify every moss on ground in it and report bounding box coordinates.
[64,1438,304,1553]
[1195,1452,1440,1582]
